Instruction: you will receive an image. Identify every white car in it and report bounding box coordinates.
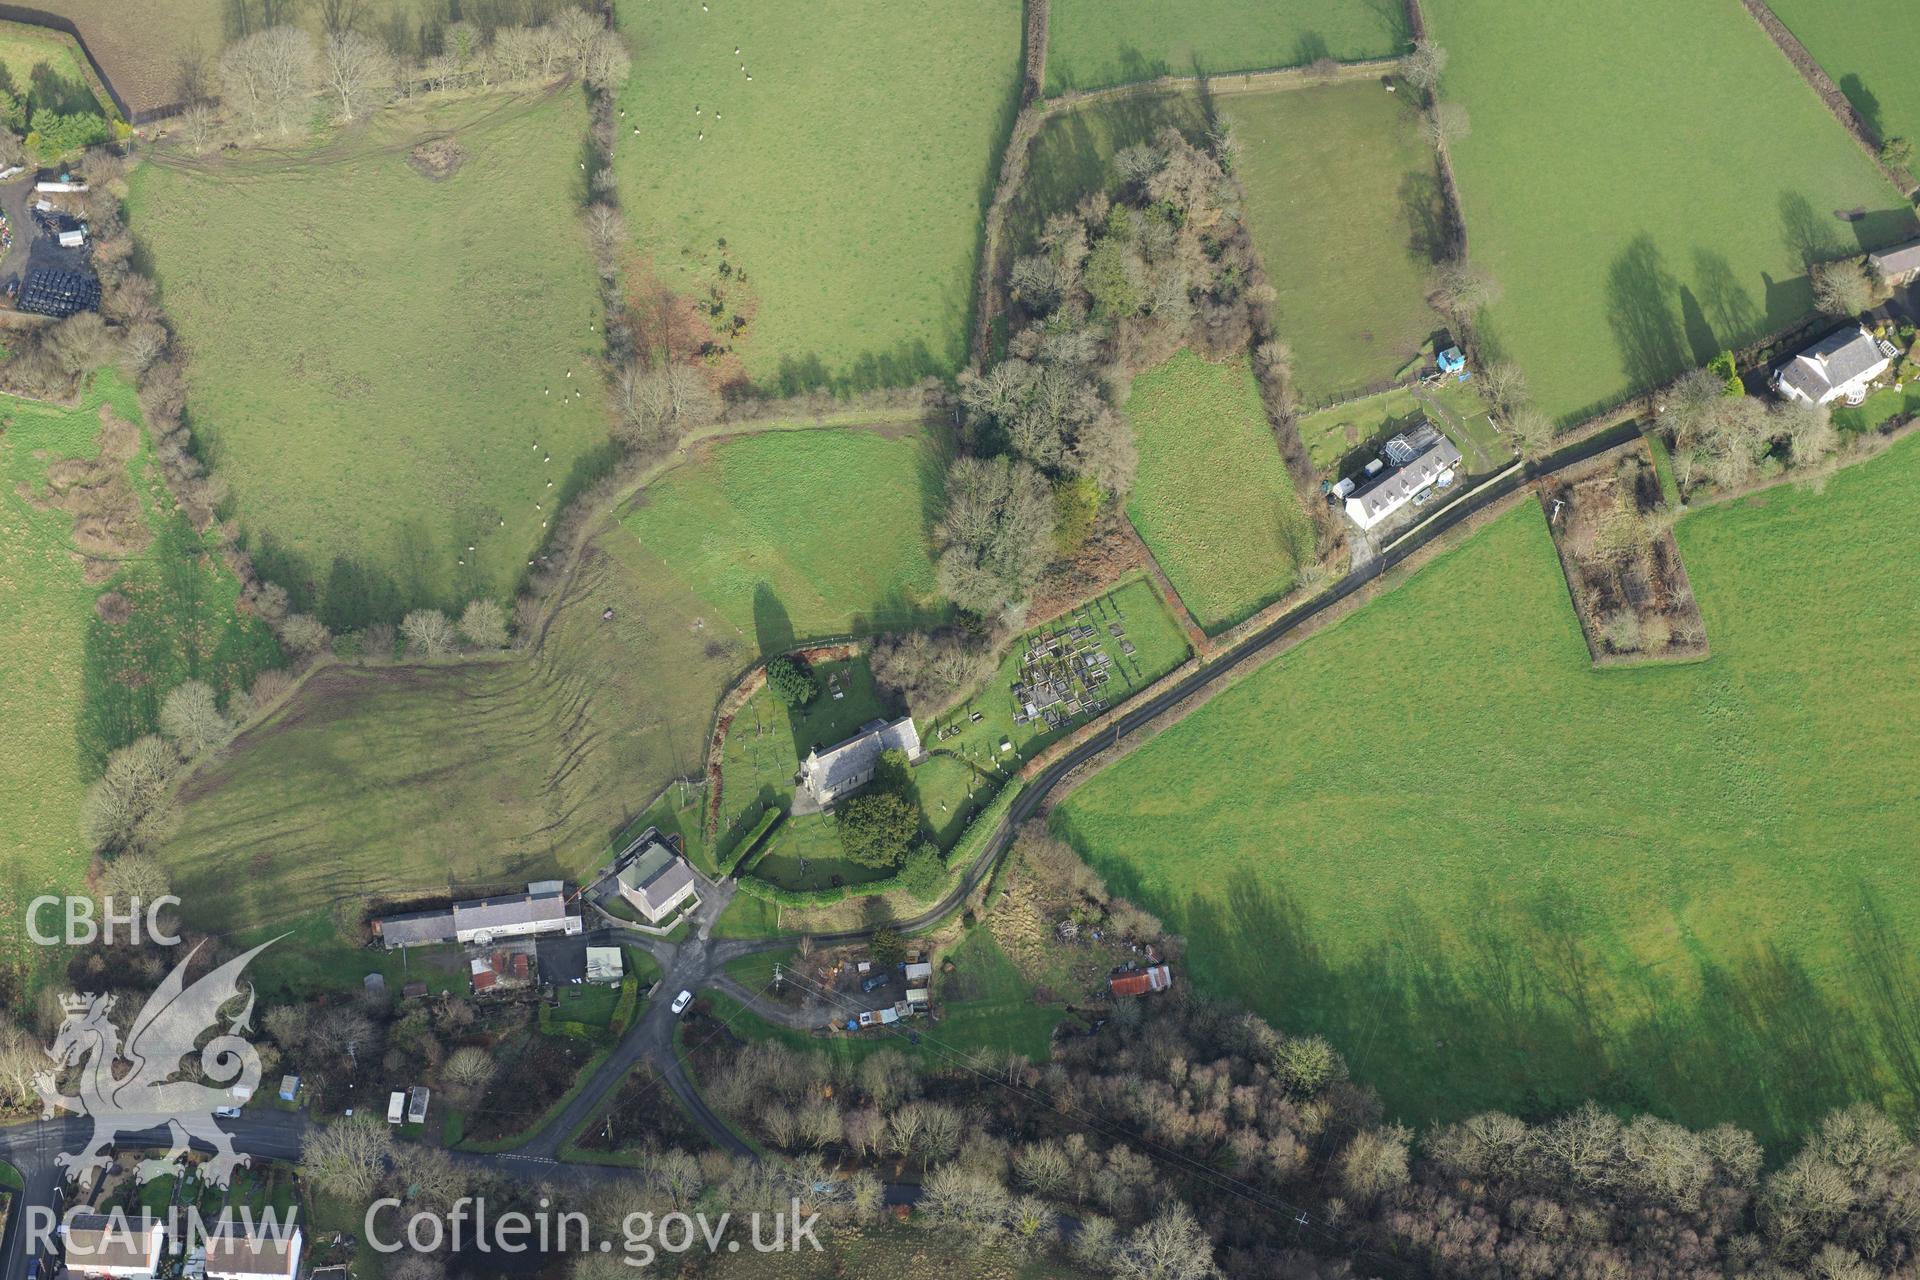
[670,989,694,1015]
[214,1105,242,1119]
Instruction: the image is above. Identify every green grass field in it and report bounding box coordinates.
[612,0,1021,392]
[0,19,107,115]
[1428,0,1917,423]
[0,375,277,984]
[622,425,947,641]
[1234,80,1447,400]
[128,89,608,623]
[162,423,942,935]
[1768,0,1920,184]
[1043,0,1408,95]
[1124,350,1316,631]
[1058,434,1920,1144]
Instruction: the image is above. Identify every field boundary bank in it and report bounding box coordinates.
[968,0,1048,366]
[1738,0,1920,199]
[0,7,130,120]
[1042,57,1397,115]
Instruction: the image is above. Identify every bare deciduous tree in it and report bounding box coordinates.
[1504,404,1557,460]
[401,609,459,657]
[611,364,718,453]
[1810,258,1875,317]
[160,680,231,758]
[1400,39,1449,96]
[1424,101,1471,150]
[280,613,331,653]
[322,30,395,122]
[1428,260,1502,319]
[298,1112,393,1202]
[458,599,508,649]
[1774,398,1838,466]
[219,26,317,137]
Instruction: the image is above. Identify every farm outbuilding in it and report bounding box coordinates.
[1109,964,1174,998]
[1870,238,1920,288]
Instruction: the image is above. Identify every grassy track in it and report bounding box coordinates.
[162,424,944,935]
[1044,0,1407,95]
[612,0,1021,392]
[1767,0,1920,185]
[0,376,278,986]
[1427,0,1917,423]
[1234,81,1446,401]
[1057,434,1920,1144]
[1123,350,1315,632]
[128,90,608,621]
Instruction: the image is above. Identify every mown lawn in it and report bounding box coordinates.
[622,424,948,641]
[1057,433,1920,1146]
[1044,0,1407,95]
[1767,0,1920,185]
[1428,0,1917,423]
[163,424,942,935]
[1295,378,1504,476]
[1234,81,1446,401]
[1124,350,1316,632]
[613,0,1021,392]
[0,375,277,983]
[128,89,608,623]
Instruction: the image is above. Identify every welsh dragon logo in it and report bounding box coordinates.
[35,938,279,1188]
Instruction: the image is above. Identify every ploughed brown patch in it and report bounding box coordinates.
[408,137,467,180]
[94,591,132,623]
[1540,444,1708,665]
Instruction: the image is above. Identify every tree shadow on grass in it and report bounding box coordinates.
[1399,169,1454,264]
[1839,73,1884,139]
[1606,233,1686,396]
[1066,837,1910,1147]
[1780,190,1848,269]
[766,339,942,398]
[1692,249,1761,347]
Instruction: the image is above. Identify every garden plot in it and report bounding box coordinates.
[1540,444,1707,664]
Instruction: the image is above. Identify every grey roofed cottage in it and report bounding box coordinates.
[1869,238,1920,287]
[1343,423,1464,532]
[800,716,924,807]
[451,891,580,943]
[1771,324,1891,407]
[370,907,455,949]
[613,830,698,923]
